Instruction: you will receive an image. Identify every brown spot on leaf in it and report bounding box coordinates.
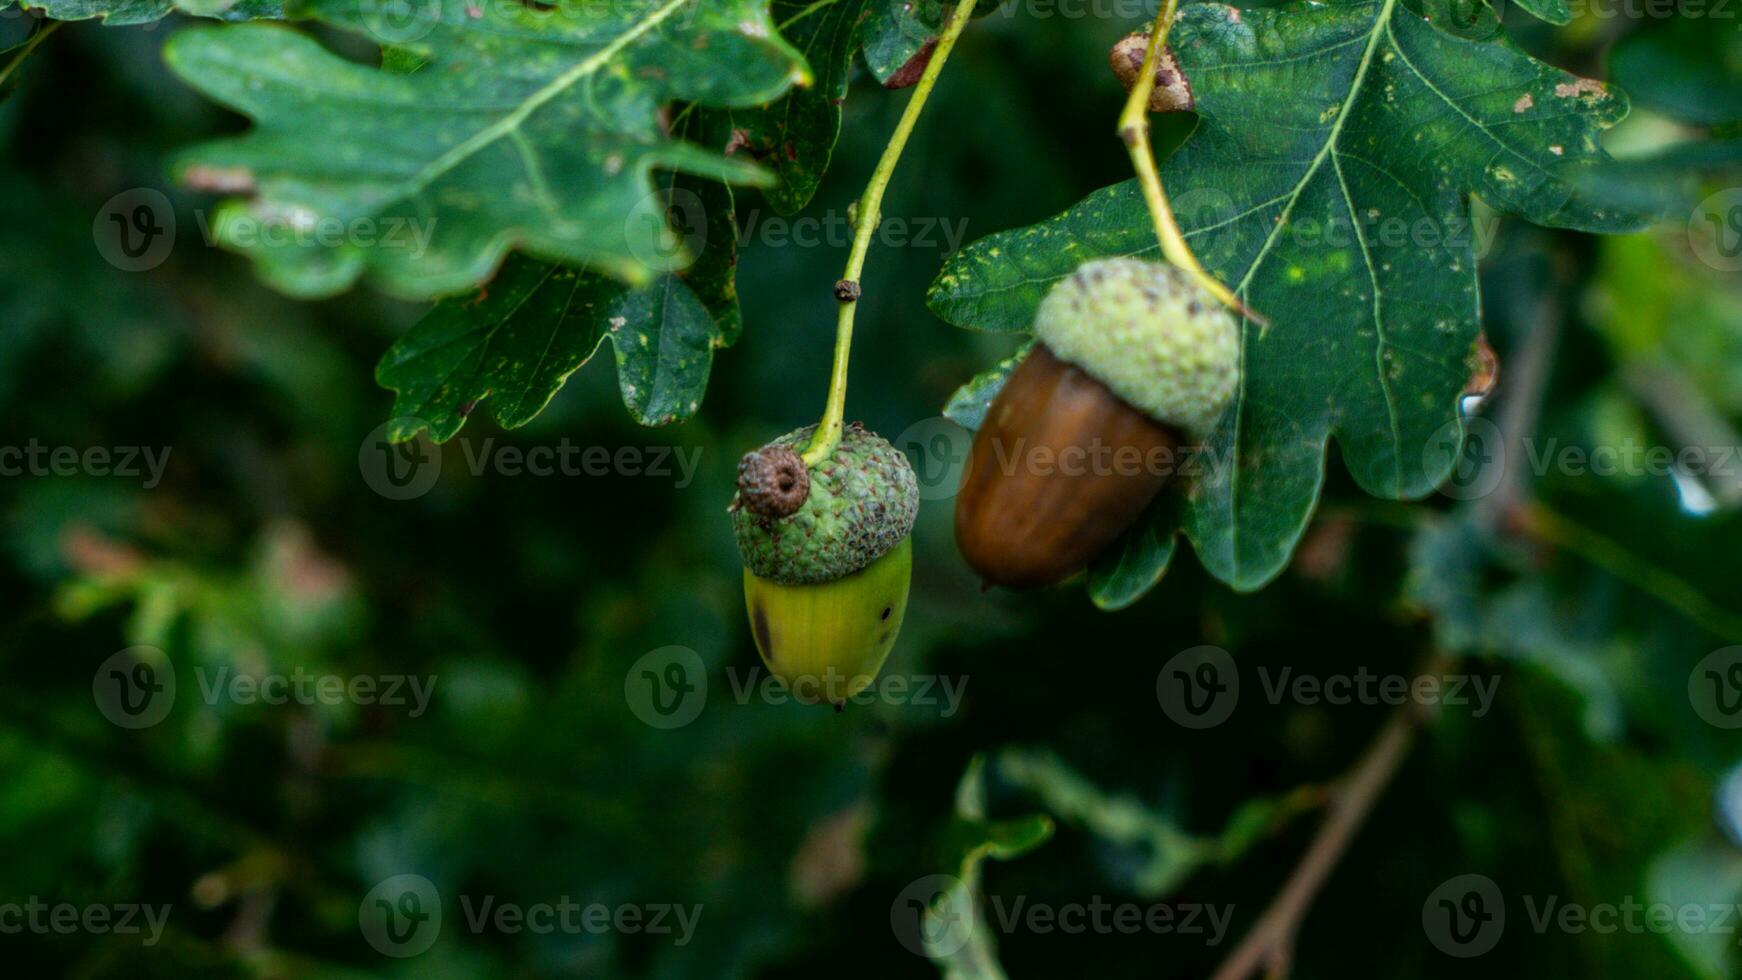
[182,165,256,194]
[1109,33,1194,113]
[1554,78,1606,99]
[884,38,938,89]
[1465,333,1499,398]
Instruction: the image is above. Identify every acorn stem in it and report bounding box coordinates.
[1116,5,1268,328]
[802,0,979,467]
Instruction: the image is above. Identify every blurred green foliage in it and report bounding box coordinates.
[0,3,1740,979]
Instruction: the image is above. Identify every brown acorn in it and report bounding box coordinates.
[955,258,1240,589]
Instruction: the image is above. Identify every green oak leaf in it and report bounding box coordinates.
[930,0,1647,596]
[376,254,723,442]
[1410,476,1742,747]
[1507,0,1571,26]
[165,0,808,299]
[921,755,1053,980]
[863,0,1004,86]
[996,748,1278,896]
[376,118,745,441]
[726,0,873,215]
[940,342,1027,431]
[670,171,746,346]
[1,0,279,23]
[726,0,1005,214]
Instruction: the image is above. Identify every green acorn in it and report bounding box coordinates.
[731,423,919,708]
[955,258,1240,588]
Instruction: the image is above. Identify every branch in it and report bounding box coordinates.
[1117,8,1265,326]
[1478,290,1561,530]
[1209,651,1455,980]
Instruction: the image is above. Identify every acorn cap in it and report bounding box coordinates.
[731,424,918,586]
[1032,258,1239,439]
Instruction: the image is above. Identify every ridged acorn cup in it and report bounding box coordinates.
[955,258,1240,588]
[731,424,919,707]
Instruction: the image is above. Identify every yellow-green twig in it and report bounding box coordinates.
[1118,6,1266,326]
[802,0,978,466]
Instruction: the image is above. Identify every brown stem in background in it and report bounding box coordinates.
[1209,651,1455,980]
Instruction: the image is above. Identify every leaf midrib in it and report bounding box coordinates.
[396,0,695,204]
[1223,0,1400,579]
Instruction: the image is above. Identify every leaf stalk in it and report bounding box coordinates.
[0,20,62,93]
